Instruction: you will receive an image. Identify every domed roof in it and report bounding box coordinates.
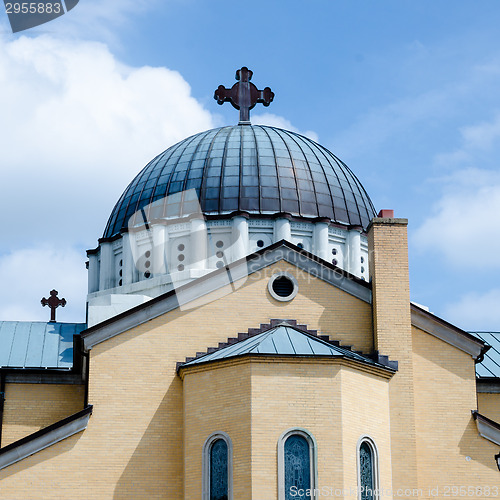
[104,125,376,239]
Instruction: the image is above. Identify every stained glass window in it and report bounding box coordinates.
[210,439,228,500]
[359,441,374,500]
[284,434,311,499]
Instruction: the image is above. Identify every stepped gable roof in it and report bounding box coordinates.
[177,320,396,372]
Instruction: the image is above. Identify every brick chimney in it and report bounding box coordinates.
[367,210,418,490]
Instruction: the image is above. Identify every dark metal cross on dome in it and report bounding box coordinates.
[41,289,66,322]
[214,67,274,124]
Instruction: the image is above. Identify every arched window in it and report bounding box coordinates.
[278,429,317,500]
[203,432,233,500]
[357,437,379,500]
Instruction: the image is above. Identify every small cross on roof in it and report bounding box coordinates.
[41,289,66,322]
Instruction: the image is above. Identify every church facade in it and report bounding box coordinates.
[0,69,499,499]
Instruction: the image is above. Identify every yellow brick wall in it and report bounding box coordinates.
[1,254,496,499]
[183,361,252,500]
[412,325,500,496]
[1,383,84,446]
[249,358,392,499]
[368,218,419,491]
[477,392,500,423]
[183,356,392,500]
[0,260,373,499]
[250,358,344,498]
[339,366,393,496]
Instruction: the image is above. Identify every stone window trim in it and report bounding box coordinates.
[202,431,233,500]
[268,272,299,302]
[277,428,318,500]
[356,435,380,500]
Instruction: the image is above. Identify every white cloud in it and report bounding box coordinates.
[252,113,319,142]
[415,111,500,267]
[443,288,500,331]
[0,34,215,249]
[413,167,500,268]
[0,245,87,322]
[435,112,500,167]
[0,32,218,321]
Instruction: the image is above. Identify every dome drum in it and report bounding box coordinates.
[87,214,369,318]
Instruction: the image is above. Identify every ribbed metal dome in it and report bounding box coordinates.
[104,125,376,238]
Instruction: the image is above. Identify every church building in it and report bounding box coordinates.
[0,68,498,499]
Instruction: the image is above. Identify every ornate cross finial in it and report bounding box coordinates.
[41,289,66,322]
[214,67,274,124]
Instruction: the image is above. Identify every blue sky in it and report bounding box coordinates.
[1,0,500,330]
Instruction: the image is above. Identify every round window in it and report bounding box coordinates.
[267,273,298,302]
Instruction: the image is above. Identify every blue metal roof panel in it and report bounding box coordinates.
[258,328,293,354]
[41,323,62,368]
[0,322,16,366]
[0,321,86,370]
[58,323,80,368]
[182,323,377,368]
[221,333,267,358]
[24,322,47,367]
[9,322,31,367]
[284,328,314,355]
[471,332,500,378]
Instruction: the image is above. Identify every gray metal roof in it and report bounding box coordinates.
[0,322,86,370]
[181,322,385,369]
[104,125,377,238]
[471,332,500,378]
